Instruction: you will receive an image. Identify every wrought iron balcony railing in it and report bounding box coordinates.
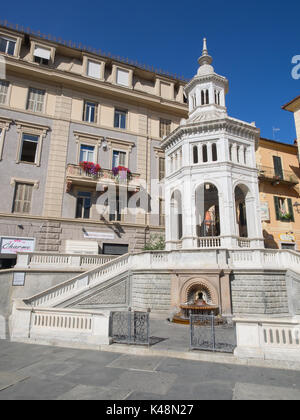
[257,165,299,186]
[66,164,141,191]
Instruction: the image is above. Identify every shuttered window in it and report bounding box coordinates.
[159,157,165,180]
[273,156,283,179]
[159,198,165,226]
[0,80,9,104]
[274,196,280,220]
[87,60,101,79]
[116,69,129,87]
[27,88,45,113]
[160,119,171,138]
[287,198,295,222]
[13,183,33,214]
[274,196,295,222]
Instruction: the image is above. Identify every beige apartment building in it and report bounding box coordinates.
[0,23,188,266]
[282,95,300,159]
[256,137,300,251]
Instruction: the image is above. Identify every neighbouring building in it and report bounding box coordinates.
[256,137,300,250]
[0,22,188,267]
[282,95,300,160]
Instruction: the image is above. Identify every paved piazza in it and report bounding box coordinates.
[0,338,300,400]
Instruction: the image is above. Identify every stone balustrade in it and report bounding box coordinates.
[10,299,110,347]
[15,252,116,270]
[234,316,300,362]
[25,253,130,308]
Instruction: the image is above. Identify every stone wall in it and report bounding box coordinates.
[231,270,289,315]
[131,271,172,313]
[0,269,82,339]
[286,269,300,315]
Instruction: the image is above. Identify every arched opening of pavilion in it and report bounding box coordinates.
[234,184,251,238]
[195,183,220,239]
[170,190,183,242]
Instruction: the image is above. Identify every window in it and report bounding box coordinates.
[274,196,295,222]
[112,150,126,168]
[160,119,171,138]
[0,80,9,104]
[159,198,165,226]
[13,183,33,214]
[212,143,218,161]
[0,36,16,55]
[114,109,127,129]
[83,101,97,123]
[20,134,39,163]
[33,46,51,65]
[192,94,197,109]
[80,145,95,162]
[109,191,122,222]
[201,89,209,105]
[273,156,283,179]
[76,191,91,219]
[193,146,199,164]
[202,145,208,162]
[27,88,45,113]
[87,60,101,79]
[116,68,129,87]
[159,157,165,181]
[236,146,240,163]
[215,90,220,105]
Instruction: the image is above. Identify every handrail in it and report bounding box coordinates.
[25,253,130,307]
[257,165,298,184]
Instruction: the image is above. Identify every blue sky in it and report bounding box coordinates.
[1,0,299,143]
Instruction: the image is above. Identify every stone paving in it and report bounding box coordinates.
[1,335,300,400]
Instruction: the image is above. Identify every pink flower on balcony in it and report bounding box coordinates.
[112,166,132,180]
[79,161,101,176]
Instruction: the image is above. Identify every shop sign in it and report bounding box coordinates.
[279,233,296,243]
[0,237,35,254]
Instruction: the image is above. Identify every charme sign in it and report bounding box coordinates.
[0,237,35,255]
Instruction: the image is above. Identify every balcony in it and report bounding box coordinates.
[66,164,141,192]
[257,166,299,186]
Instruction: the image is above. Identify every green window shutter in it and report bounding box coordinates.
[274,196,280,220]
[273,156,283,179]
[287,198,295,222]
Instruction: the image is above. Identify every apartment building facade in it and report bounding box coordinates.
[282,95,300,160]
[0,23,188,266]
[256,137,300,250]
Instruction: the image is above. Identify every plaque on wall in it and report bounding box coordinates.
[13,272,25,286]
[260,202,270,221]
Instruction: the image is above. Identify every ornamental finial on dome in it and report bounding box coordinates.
[203,38,208,55]
[197,37,214,75]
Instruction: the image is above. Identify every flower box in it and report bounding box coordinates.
[79,161,101,177]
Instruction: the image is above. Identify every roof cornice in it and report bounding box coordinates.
[161,117,260,150]
[282,95,300,112]
[184,73,229,94]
